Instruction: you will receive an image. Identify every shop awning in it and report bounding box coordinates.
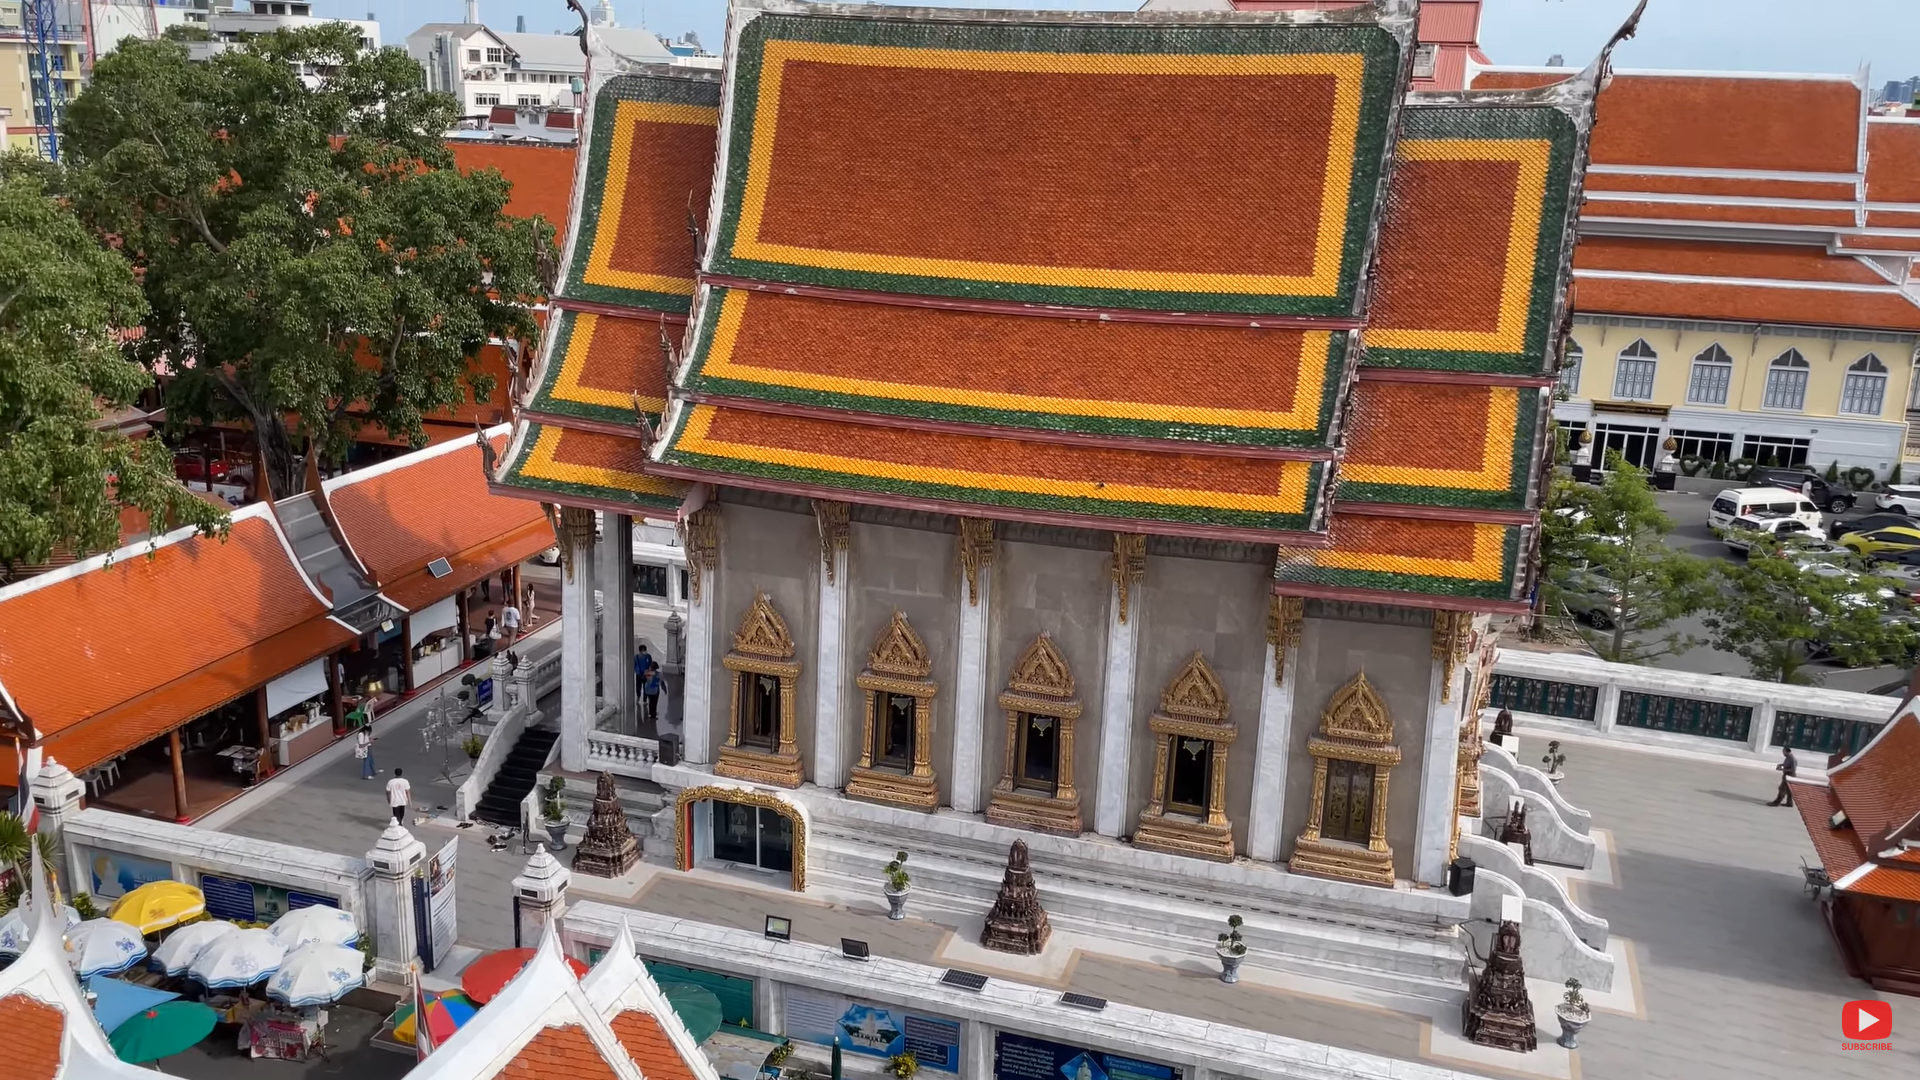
[42,617,355,773]
[264,659,329,718]
[377,520,557,613]
[408,597,459,645]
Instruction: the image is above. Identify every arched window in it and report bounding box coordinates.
[1763,349,1810,410]
[1555,341,1583,400]
[1840,353,1889,416]
[1686,343,1734,406]
[1612,339,1658,401]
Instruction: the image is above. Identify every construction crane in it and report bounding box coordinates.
[23,0,67,160]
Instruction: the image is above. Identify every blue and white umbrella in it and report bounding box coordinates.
[0,902,80,956]
[149,919,238,976]
[269,906,358,950]
[187,928,285,989]
[65,919,149,979]
[265,942,366,1007]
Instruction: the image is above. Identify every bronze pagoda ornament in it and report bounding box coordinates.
[980,839,1051,955]
[1464,920,1538,1053]
[1491,706,1514,747]
[572,771,641,878]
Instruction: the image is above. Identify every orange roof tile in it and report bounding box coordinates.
[42,616,354,774]
[1788,780,1868,879]
[609,1010,699,1080]
[1571,73,1862,174]
[1866,120,1920,204]
[498,1023,621,1080]
[1829,710,1920,842]
[1840,865,1920,901]
[1571,274,1920,333]
[1582,199,1855,229]
[1572,236,1890,285]
[449,142,580,225]
[378,521,555,614]
[1583,172,1859,202]
[329,437,547,588]
[0,512,330,737]
[0,993,64,1080]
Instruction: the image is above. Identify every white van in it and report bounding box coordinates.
[1708,487,1824,534]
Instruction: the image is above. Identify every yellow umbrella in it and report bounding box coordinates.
[107,882,206,936]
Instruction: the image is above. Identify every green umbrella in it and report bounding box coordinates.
[660,982,724,1044]
[109,1001,219,1064]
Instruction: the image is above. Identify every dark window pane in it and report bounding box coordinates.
[881,693,915,767]
[712,801,757,863]
[633,564,669,597]
[1167,737,1210,812]
[1018,714,1058,791]
[758,807,793,872]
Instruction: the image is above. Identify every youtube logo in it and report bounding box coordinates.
[1843,1000,1892,1041]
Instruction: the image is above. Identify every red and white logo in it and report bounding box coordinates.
[1843,1000,1893,1041]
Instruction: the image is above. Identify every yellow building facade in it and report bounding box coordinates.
[1554,316,1920,479]
[0,1,87,158]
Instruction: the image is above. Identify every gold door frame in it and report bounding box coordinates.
[1289,673,1401,887]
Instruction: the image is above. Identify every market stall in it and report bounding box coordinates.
[266,661,335,767]
[408,596,462,686]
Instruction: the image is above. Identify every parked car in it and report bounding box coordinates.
[1550,566,1636,629]
[1871,549,1920,594]
[1723,513,1816,553]
[1708,487,1823,534]
[1839,525,1920,559]
[1828,511,1913,542]
[1875,484,1920,516]
[1746,467,1855,514]
[172,452,232,485]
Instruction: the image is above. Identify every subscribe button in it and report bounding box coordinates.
[1843,1000,1892,1042]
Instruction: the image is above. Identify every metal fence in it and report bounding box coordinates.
[1770,711,1883,757]
[1616,690,1752,742]
[1488,674,1599,722]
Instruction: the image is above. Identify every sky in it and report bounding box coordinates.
[328,0,1920,84]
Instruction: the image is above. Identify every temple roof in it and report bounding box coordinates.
[1791,702,1920,903]
[489,0,1609,611]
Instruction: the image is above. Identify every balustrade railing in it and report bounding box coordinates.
[586,730,659,775]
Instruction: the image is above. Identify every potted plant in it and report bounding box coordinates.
[887,1050,919,1079]
[1215,913,1247,983]
[765,1041,794,1074]
[1541,740,1568,784]
[462,734,485,761]
[1555,978,1591,1048]
[883,850,912,920]
[542,776,569,849]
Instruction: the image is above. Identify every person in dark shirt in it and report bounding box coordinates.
[1767,746,1797,806]
[643,663,663,722]
[633,646,651,697]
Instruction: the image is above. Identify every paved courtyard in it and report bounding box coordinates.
[199,670,1919,1079]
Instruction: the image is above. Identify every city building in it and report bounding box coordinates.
[1141,0,1489,90]
[491,0,1605,998]
[0,1,85,155]
[188,0,379,69]
[406,19,674,129]
[1471,66,1920,478]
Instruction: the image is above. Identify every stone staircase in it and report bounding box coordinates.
[473,725,561,827]
[802,808,1469,1003]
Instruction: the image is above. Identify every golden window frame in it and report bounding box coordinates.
[1289,672,1401,887]
[1135,653,1238,862]
[986,634,1083,835]
[716,592,805,788]
[846,611,940,811]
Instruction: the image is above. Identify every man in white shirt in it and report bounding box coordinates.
[386,768,411,823]
[501,602,522,644]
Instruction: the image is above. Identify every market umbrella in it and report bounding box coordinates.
[107,882,206,936]
[659,983,723,1044]
[109,1001,219,1064]
[266,941,366,1007]
[87,976,181,1034]
[459,947,588,1004]
[269,905,358,950]
[188,927,285,989]
[66,919,149,979]
[150,919,238,976]
[0,902,80,956]
[392,989,477,1046]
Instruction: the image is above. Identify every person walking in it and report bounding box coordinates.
[1767,746,1797,806]
[480,575,491,603]
[355,724,376,780]
[643,663,663,724]
[501,600,522,645]
[386,768,411,823]
[633,645,652,697]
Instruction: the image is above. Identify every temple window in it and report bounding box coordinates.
[847,612,939,811]
[1134,653,1237,861]
[1289,673,1402,887]
[986,635,1083,835]
[715,593,804,788]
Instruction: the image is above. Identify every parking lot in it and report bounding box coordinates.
[1588,480,1910,693]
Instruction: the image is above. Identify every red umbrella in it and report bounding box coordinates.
[459,948,589,1004]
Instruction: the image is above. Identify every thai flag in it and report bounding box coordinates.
[412,967,437,1061]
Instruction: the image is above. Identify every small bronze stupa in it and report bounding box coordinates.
[571,771,640,877]
[1463,920,1537,1052]
[980,839,1051,955]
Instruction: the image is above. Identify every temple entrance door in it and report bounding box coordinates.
[705,799,793,875]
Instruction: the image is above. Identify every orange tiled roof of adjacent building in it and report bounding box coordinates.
[1829,710,1920,843]
[0,993,66,1080]
[1788,780,1868,880]
[497,1024,623,1080]
[329,437,546,586]
[609,1010,702,1080]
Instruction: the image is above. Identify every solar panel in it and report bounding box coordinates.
[427,557,454,578]
[940,969,988,991]
[1058,992,1107,1011]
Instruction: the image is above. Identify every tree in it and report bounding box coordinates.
[60,27,552,499]
[1539,459,1713,664]
[1701,545,1919,685]
[0,157,227,580]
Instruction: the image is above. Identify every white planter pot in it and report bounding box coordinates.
[884,886,910,921]
[1555,1005,1590,1048]
[1215,946,1245,984]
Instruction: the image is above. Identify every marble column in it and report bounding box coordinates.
[366,823,426,983]
[510,846,570,948]
[600,514,636,733]
[1413,658,1466,886]
[950,562,992,814]
[1093,584,1143,838]
[682,541,718,766]
[1245,629,1300,863]
[29,758,82,882]
[560,508,598,773]
[813,539,851,789]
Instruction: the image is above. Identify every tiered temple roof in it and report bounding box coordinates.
[494,0,1614,611]
[1791,702,1920,905]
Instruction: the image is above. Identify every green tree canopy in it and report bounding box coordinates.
[1702,544,1919,685]
[61,26,553,499]
[1539,460,1713,664]
[0,157,227,580]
